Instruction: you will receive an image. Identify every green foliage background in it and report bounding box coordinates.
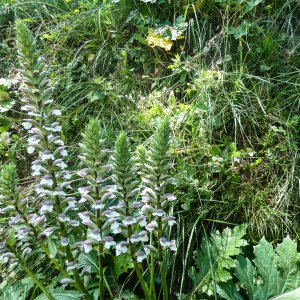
[0,0,299,298]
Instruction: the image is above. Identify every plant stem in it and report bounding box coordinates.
[150,232,157,300]
[10,247,55,300]
[156,175,168,300]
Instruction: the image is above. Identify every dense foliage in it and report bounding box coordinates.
[0,0,299,299]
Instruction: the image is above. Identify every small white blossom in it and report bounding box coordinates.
[59,213,70,223]
[170,240,177,251]
[135,251,147,263]
[152,209,165,217]
[61,237,69,246]
[115,242,129,256]
[138,231,149,242]
[145,220,158,232]
[130,234,140,243]
[51,109,62,116]
[41,150,54,161]
[89,228,102,242]
[122,216,136,226]
[159,237,170,248]
[103,236,116,249]
[40,201,54,213]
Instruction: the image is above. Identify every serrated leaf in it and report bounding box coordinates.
[253,238,279,299]
[276,236,300,294]
[234,257,256,300]
[112,254,134,280]
[189,224,247,296]
[218,282,243,300]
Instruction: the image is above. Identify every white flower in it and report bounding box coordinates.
[92,201,104,210]
[104,209,119,218]
[144,245,156,256]
[59,213,70,223]
[122,216,136,226]
[53,188,66,197]
[145,220,158,232]
[65,260,76,272]
[115,242,129,256]
[110,221,122,234]
[82,240,96,253]
[159,237,170,248]
[68,220,80,227]
[41,150,54,161]
[135,251,147,263]
[31,160,43,176]
[89,228,102,242]
[78,212,91,223]
[103,236,116,249]
[27,145,35,154]
[44,227,57,237]
[40,175,53,187]
[51,109,62,116]
[22,121,33,129]
[54,159,67,169]
[40,201,54,213]
[61,237,69,246]
[77,169,88,177]
[170,240,177,251]
[137,216,147,227]
[138,231,149,242]
[152,209,165,217]
[130,234,140,243]
[163,216,176,227]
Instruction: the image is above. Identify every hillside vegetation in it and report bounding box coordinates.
[0,0,299,299]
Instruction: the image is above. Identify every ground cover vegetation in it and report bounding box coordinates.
[0,0,299,299]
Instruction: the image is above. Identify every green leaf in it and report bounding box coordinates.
[47,238,57,258]
[112,254,134,280]
[253,238,279,299]
[0,277,34,300]
[78,251,99,273]
[34,288,84,300]
[7,229,16,247]
[218,282,243,300]
[189,224,248,296]
[234,257,256,300]
[276,236,300,294]
[271,287,300,300]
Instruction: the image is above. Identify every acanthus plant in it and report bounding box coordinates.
[0,20,177,300]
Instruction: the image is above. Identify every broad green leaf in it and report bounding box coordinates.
[218,282,243,300]
[0,277,34,300]
[112,254,134,280]
[35,288,84,300]
[189,224,247,296]
[271,287,300,300]
[253,238,279,299]
[78,251,98,273]
[276,236,300,294]
[234,257,256,300]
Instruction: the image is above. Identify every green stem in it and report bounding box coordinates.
[150,232,157,300]
[156,175,168,300]
[10,247,55,300]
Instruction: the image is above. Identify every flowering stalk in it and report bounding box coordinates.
[112,133,151,300]
[139,119,177,300]
[0,165,54,300]
[16,20,92,299]
[78,119,114,299]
